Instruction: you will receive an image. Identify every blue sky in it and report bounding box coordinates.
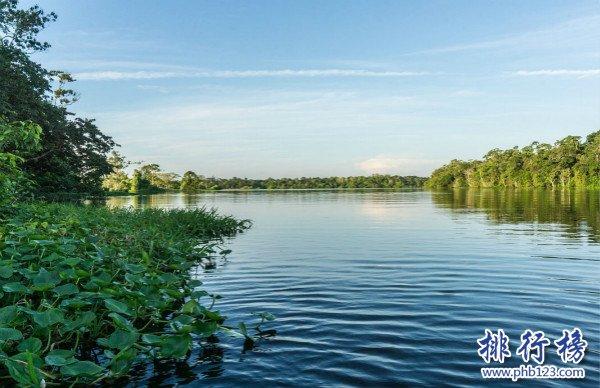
[28,0,600,178]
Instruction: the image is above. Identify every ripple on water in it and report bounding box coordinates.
[109,190,600,387]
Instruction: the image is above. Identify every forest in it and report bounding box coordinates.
[101,153,427,194]
[427,132,600,189]
[178,173,427,191]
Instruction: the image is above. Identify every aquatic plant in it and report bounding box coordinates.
[0,203,252,385]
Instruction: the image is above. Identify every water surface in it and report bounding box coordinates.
[107,189,599,386]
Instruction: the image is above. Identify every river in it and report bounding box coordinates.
[107,189,599,387]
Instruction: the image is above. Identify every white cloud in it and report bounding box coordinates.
[357,156,442,175]
[76,71,179,80]
[512,69,600,78]
[410,14,600,55]
[74,69,434,81]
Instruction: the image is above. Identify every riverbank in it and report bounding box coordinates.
[0,202,250,385]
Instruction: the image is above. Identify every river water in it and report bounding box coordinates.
[107,189,599,387]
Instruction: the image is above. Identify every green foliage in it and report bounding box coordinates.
[427,131,600,189]
[101,151,131,192]
[1,0,115,193]
[0,202,252,384]
[105,163,426,194]
[102,155,181,195]
[179,173,427,192]
[128,170,142,194]
[0,117,41,204]
[139,163,180,190]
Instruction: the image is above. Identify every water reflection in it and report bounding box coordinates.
[106,194,178,209]
[431,189,599,242]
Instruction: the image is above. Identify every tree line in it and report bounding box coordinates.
[2,0,597,198]
[101,152,427,193]
[179,172,426,191]
[426,132,600,189]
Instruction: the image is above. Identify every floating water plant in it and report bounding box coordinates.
[0,203,254,385]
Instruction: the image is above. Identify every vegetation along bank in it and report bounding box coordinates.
[1,2,269,385]
[427,131,600,189]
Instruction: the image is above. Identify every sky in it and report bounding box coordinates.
[26,0,600,178]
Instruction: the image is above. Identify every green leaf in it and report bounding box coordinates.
[30,308,64,328]
[193,321,218,336]
[5,352,43,387]
[173,314,195,325]
[62,311,96,331]
[60,360,105,377]
[158,334,191,358]
[45,349,76,367]
[17,337,42,353]
[52,283,79,297]
[104,299,132,316]
[0,328,23,341]
[253,311,275,321]
[158,273,179,283]
[0,306,18,325]
[0,266,13,278]
[107,313,135,332]
[109,347,138,376]
[124,264,145,273]
[124,273,143,285]
[30,240,55,247]
[97,329,138,350]
[190,289,209,299]
[187,279,203,288]
[140,334,161,345]
[41,252,62,262]
[32,268,60,291]
[2,282,31,294]
[239,322,248,338]
[60,297,91,309]
[181,300,201,315]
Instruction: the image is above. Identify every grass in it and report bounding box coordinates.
[0,202,261,386]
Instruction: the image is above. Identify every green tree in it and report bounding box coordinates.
[0,0,115,193]
[129,170,142,194]
[101,151,131,192]
[139,163,179,190]
[574,131,600,188]
[180,171,201,192]
[0,117,41,204]
[427,131,599,189]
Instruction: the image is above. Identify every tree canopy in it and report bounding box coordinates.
[101,158,427,193]
[427,131,600,189]
[0,0,115,193]
[179,173,426,191]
